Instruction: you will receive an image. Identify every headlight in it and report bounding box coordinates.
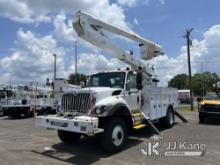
[103,104,113,111]
[96,107,101,114]
[94,104,113,115]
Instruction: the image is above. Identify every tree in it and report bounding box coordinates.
[168,74,189,89]
[68,73,87,85]
[169,72,219,96]
[191,73,204,96]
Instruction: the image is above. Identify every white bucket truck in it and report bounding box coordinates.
[35,11,183,153]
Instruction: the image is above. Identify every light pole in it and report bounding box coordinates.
[53,53,57,80]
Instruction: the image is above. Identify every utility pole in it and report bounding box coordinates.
[75,41,78,85]
[53,54,57,80]
[183,28,193,111]
[201,62,205,97]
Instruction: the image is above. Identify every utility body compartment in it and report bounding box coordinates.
[141,86,178,120]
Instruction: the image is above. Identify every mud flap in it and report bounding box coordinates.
[141,112,160,135]
[175,111,188,123]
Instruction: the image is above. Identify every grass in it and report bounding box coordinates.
[178,104,198,112]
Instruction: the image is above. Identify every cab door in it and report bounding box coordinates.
[125,71,139,111]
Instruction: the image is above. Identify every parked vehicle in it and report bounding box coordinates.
[178,89,190,104]
[198,82,220,123]
[2,85,56,118]
[0,88,15,115]
[2,85,38,118]
[198,92,220,123]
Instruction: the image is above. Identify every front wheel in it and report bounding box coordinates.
[101,118,127,153]
[57,130,81,144]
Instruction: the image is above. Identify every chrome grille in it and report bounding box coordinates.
[61,93,91,113]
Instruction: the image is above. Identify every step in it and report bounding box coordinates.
[133,123,146,130]
[132,112,141,117]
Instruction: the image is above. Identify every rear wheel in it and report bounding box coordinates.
[162,108,175,128]
[57,130,81,144]
[101,118,127,153]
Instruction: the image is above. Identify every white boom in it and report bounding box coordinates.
[72,11,164,81]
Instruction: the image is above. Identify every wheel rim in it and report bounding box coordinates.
[169,111,174,125]
[112,125,124,146]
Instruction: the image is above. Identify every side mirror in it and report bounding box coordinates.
[126,80,131,91]
[136,71,143,90]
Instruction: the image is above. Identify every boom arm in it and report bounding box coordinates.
[72,11,164,81]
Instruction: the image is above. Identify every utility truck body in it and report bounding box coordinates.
[0,88,15,115]
[2,85,55,118]
[35,11,180,153]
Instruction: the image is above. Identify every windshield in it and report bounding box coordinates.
[89,72,125,88]
[204,93,220,100]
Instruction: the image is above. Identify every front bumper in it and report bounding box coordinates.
[199,111,220,119]
[2,105,30,116]
[35,105,57,114]
[35,115,103,136]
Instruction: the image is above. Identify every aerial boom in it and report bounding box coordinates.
[72,11,164,82]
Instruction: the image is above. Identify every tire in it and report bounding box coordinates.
[199,113,206,123]
[57,130,81,144]
[162,108,175,128]
[101,118,127,153]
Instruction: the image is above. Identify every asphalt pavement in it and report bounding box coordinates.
[0,111,219,165]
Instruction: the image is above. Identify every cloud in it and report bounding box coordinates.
[0,0,132,84]
[0,0,50,23]
[117,0,141,7]
[2,24,220,86]
[67,53,126,76]
[0,29,126,84]
[0,0,131,31]
[150,24,220,86]
[116,0,165,7]
[0,29,65,84]
[53,13,76,44]
[133,17,139,25]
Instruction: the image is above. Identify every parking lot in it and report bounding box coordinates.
[0,111,219,165]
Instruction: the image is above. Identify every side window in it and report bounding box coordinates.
[127,72,137,89]
[92,77,99,86]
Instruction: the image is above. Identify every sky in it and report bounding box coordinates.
[0,0,220,86]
